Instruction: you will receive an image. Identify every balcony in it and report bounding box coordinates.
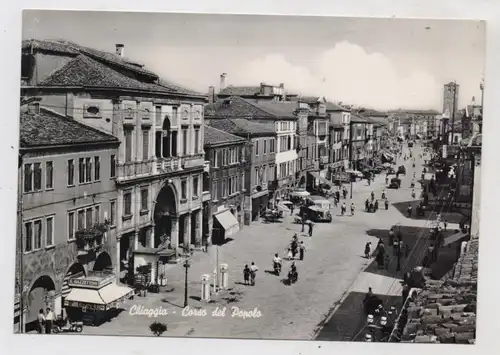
[75,223,108,255]
[156,157,181,173]
[117,161,154,181]
[183,153,205,169]
[319,155,329,165]
[202,190,211,202]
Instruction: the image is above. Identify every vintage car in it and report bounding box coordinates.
[408,141,414,147]
[389,177,401,189]
[397,165,406,175]
[300,205,332,222]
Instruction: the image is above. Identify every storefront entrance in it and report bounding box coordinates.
[26,275,56,332]
[153,183,177,248]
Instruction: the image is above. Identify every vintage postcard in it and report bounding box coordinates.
[15,10,482,343]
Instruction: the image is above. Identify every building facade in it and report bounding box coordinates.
[17,103,119,331]
[21,39,208,288]
[203,126,247,245]
[207,118,276,224]
[349,115,371,170]
[326,102,351,176]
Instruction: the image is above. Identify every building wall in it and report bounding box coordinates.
[18,144,118,323]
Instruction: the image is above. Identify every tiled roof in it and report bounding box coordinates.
[351,114,369,123]
[22,39,79,56]
[299,96,320,103]
[209,118,275,136]
[20,109,118,148]
[325,101,350,112]
[205,96,275,119]
[218,86,261,96]
[399,239,478,344]
[203,125,246,147]
[252,101,301,119]
[40,55,195,95]
[23,38,204,97]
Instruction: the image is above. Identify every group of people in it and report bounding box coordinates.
[36,307,55,334]
[365,190,389,213]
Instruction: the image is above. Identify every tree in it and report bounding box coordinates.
[149,321,167,336]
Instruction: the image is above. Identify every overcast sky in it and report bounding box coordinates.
[22,11,485,111]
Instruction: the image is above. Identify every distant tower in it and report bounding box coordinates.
[443,81,459,119]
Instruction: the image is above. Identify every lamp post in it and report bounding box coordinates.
[183,257,191,307]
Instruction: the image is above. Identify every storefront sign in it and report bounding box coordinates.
[68,275,115,289]
[64,300,106,311]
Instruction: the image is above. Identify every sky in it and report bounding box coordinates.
[22,11,485,111]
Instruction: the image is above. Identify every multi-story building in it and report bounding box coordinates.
[21,39,207,288]
[16,102,119,331]
[215,74,294,102]
[328,119,345,179]
[349,114,371,170]
[326,101,351,175]
[203,126,247,245]
[207,118,276,223]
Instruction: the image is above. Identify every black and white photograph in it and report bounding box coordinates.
[13,10,483,344]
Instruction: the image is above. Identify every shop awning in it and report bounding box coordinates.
[308,171,334,187]
[64,283,134,311]
[381,149,396,159]
[214,210,240,238]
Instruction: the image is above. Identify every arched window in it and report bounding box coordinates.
[287,135,291,150]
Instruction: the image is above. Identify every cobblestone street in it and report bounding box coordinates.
[81,144,457,339]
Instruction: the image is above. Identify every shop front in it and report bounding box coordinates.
[63,271,133,326]
[212,206,240,245]
[251,189,269,221]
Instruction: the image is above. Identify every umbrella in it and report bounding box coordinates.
[290,189,310,197]
[382,162,392,168]
[281,201,293,205]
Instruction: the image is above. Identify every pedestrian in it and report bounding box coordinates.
[37,309,45,334]
[308,221,314,237]
[249,262,258,286]
[385,199,389,210]
[203,236,209,253]
[350,202,355,216]
[299,242,305,260]
[290,204,294,216]
[443,220,448,231]
[384,254,390,270]
[286,248,293,261]
[301,212,306,232]
[365,199,369,212]
[243,264,250,285]
[341,202,346,216]
[45,307,54,334]
[374,200,379,211]
[407,205,412,217]
[364,242,371,258]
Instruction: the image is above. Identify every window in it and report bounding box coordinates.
[193,176,199,198]
[85,157,92,183]
[33,163,42,191]
[33,220,42,250]
[78,158,85,183]
[24,222,32,252]
[125,129,133,162]
[182,126,188,156]
[86,207,93,228]
[181,179,187,200]
[110,155,116,178]
[213,150,219,168]
[94,156,100,181]
[45,161,53,189]
[141,188,149,211]
[142,130,149,160]
[67,159,74,186]
[68,212,75,240]
[46,216,54,246]
[95,205,100,223]
[222,178,227,197]
[24,163,32,192]
[110,200,116,226]
[255,140,259,156]
[77,210,85,231]
[194,126,200,153]
[124,191,132,216]
[255,167,259,185]
[212,180,218,200]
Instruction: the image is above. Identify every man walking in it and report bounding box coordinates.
[308,221,314,237]
[249,262,258,286]
[299,241,306,260]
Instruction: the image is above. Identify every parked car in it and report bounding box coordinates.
[397,165,406,175]
[408,141,414,147]
[389,177,401,189]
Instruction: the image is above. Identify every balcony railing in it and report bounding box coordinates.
[117,161,154,181]
[183,153,205,169]
[156,157,181,172]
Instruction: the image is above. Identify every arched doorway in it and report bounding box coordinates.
[26,275,56,331]
[93,252,113,272]
[154,184,177,248]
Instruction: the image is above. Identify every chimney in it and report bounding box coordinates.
[220,73,227,91]
[115,44,124,57]
[208,86,215,104]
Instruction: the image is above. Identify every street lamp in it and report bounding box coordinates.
[183,257,191,307]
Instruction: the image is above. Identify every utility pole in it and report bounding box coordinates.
[451,82,457,144]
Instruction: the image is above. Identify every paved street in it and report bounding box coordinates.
[81,143,457,339]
